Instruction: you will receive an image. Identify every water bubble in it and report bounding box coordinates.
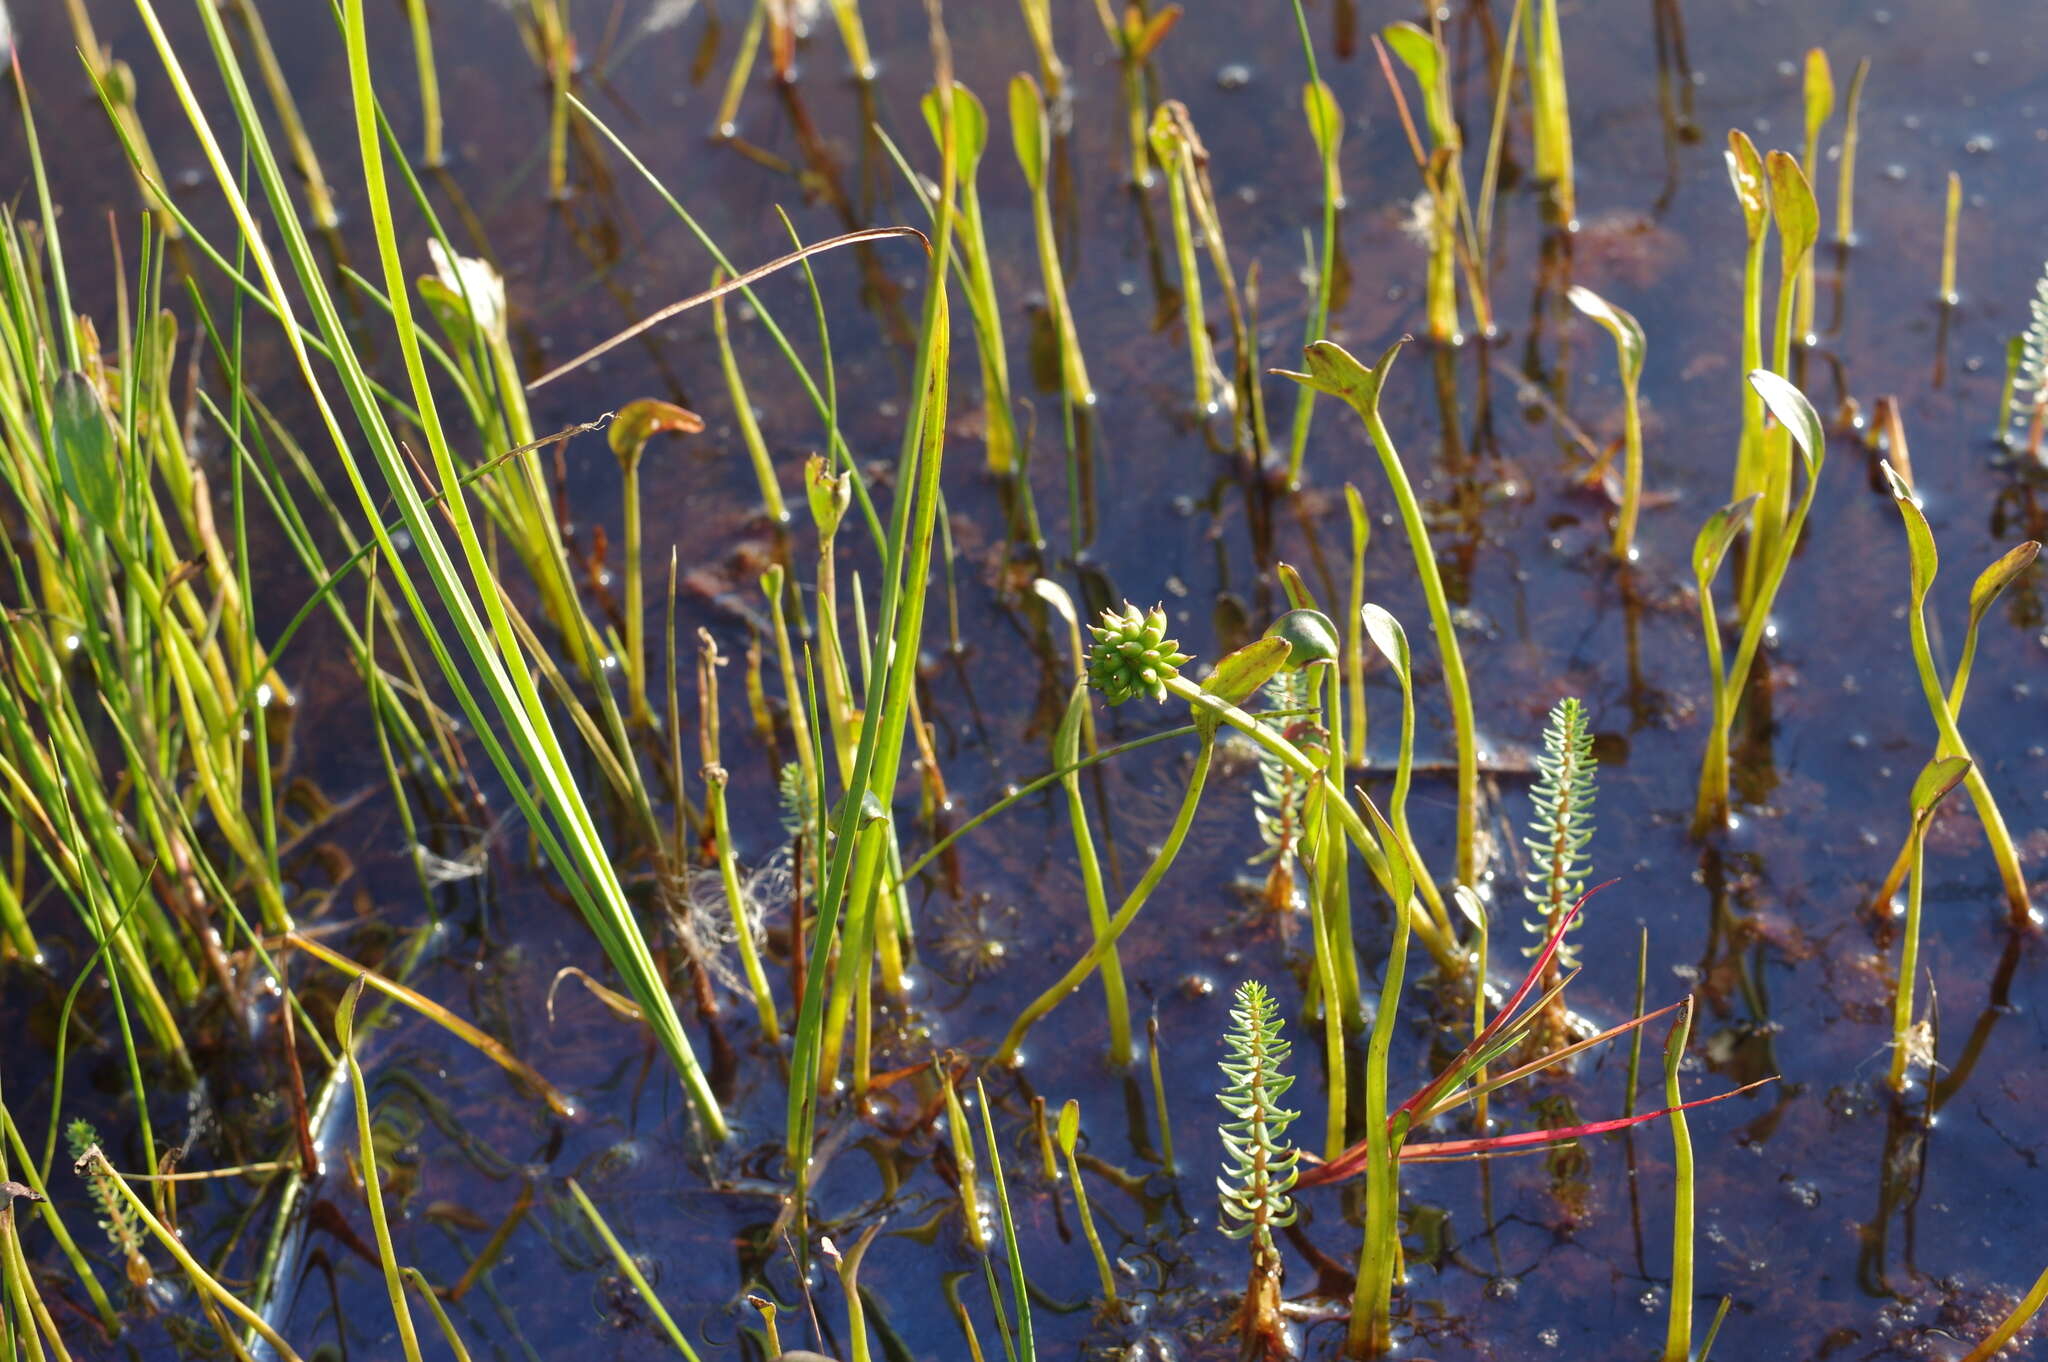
[1965,134,1995,155]
[1538,1327,1561,1348]
[1883,164,1908,182]
[1786,1179,1821,1207]
[1216,64,1252,91]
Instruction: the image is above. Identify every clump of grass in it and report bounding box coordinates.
[1217,980,1300,1359]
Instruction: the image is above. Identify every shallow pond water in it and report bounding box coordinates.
[5,1,2048,1360]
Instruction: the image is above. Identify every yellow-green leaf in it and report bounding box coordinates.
[1802,49,1835,147]
[1303,78,1343,163]
[1748,369,1824,479]
[1567,285,1646,386]
[1008,74,1046,191]
[608,398,704,471]
[1909,755,1971,822]
[1724,130,1769,241]
[1765,150,1819,274]
[1692,494,1758,586]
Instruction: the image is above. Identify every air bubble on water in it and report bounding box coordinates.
[1883,164,1908,182]
[1965,134,1995,155]
[1538,1328,1561,1348]
[1216,64,1252,91]
[1787,1179,1821,1207]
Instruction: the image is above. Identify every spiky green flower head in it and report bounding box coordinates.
[1087,602,1192,705]
[1264,608,1340,670]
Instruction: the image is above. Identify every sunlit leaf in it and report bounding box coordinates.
[1802,48,1835,147]
[1692,494,1758,586]
[1360,603,1409,679]
[607,398,704,472]
[1909,755,1972,822]
[1748,369,1824,477]
[1567,285,1646,385]
[1008,73,1046,191]
[1724,130,1769,240]
[1765,150,1819,271]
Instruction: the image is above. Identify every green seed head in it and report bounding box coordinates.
[1087,602,1192,705]
[1264,608,1340,670]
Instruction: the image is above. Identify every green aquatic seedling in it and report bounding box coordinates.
[1092,0,1182,186]
[1878,462,2034,925]
[1566,286,1647,560]
[2011,258,2048,459]
[1279,340,1480,892]
[609,399,705,723]
[1797,49,1833,340]
[1217,981,1300,1359]
[1527,0,1575,224]
[1888,755,1971,1093]
[1523,697,1598,976]
[1055,1101,1117,1304]
[1695,371,1824,837]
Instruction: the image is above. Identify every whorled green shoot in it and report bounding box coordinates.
[1888,756,1971,1093]
[1797,48,1833,341]
[1878,462,2035,924]
[1279,339,1480,897]
[1996,332,2025,449]
[1567,286,1647,559]
[1054,1101,1117,1304]
[1249,667,1317,911]
[1217,981,1300,1358]
[72,1145,306,1362]
[1522,697,1598,975]
[2010,259,2048,459]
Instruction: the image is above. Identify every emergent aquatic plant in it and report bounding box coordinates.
[1877,461,2036,925]
[1567,286,1647,560]
[1523,697,1598,977]
[1887,755,1971,1093]
[1218,980,1301,1359]
[2010,257,2048,459]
